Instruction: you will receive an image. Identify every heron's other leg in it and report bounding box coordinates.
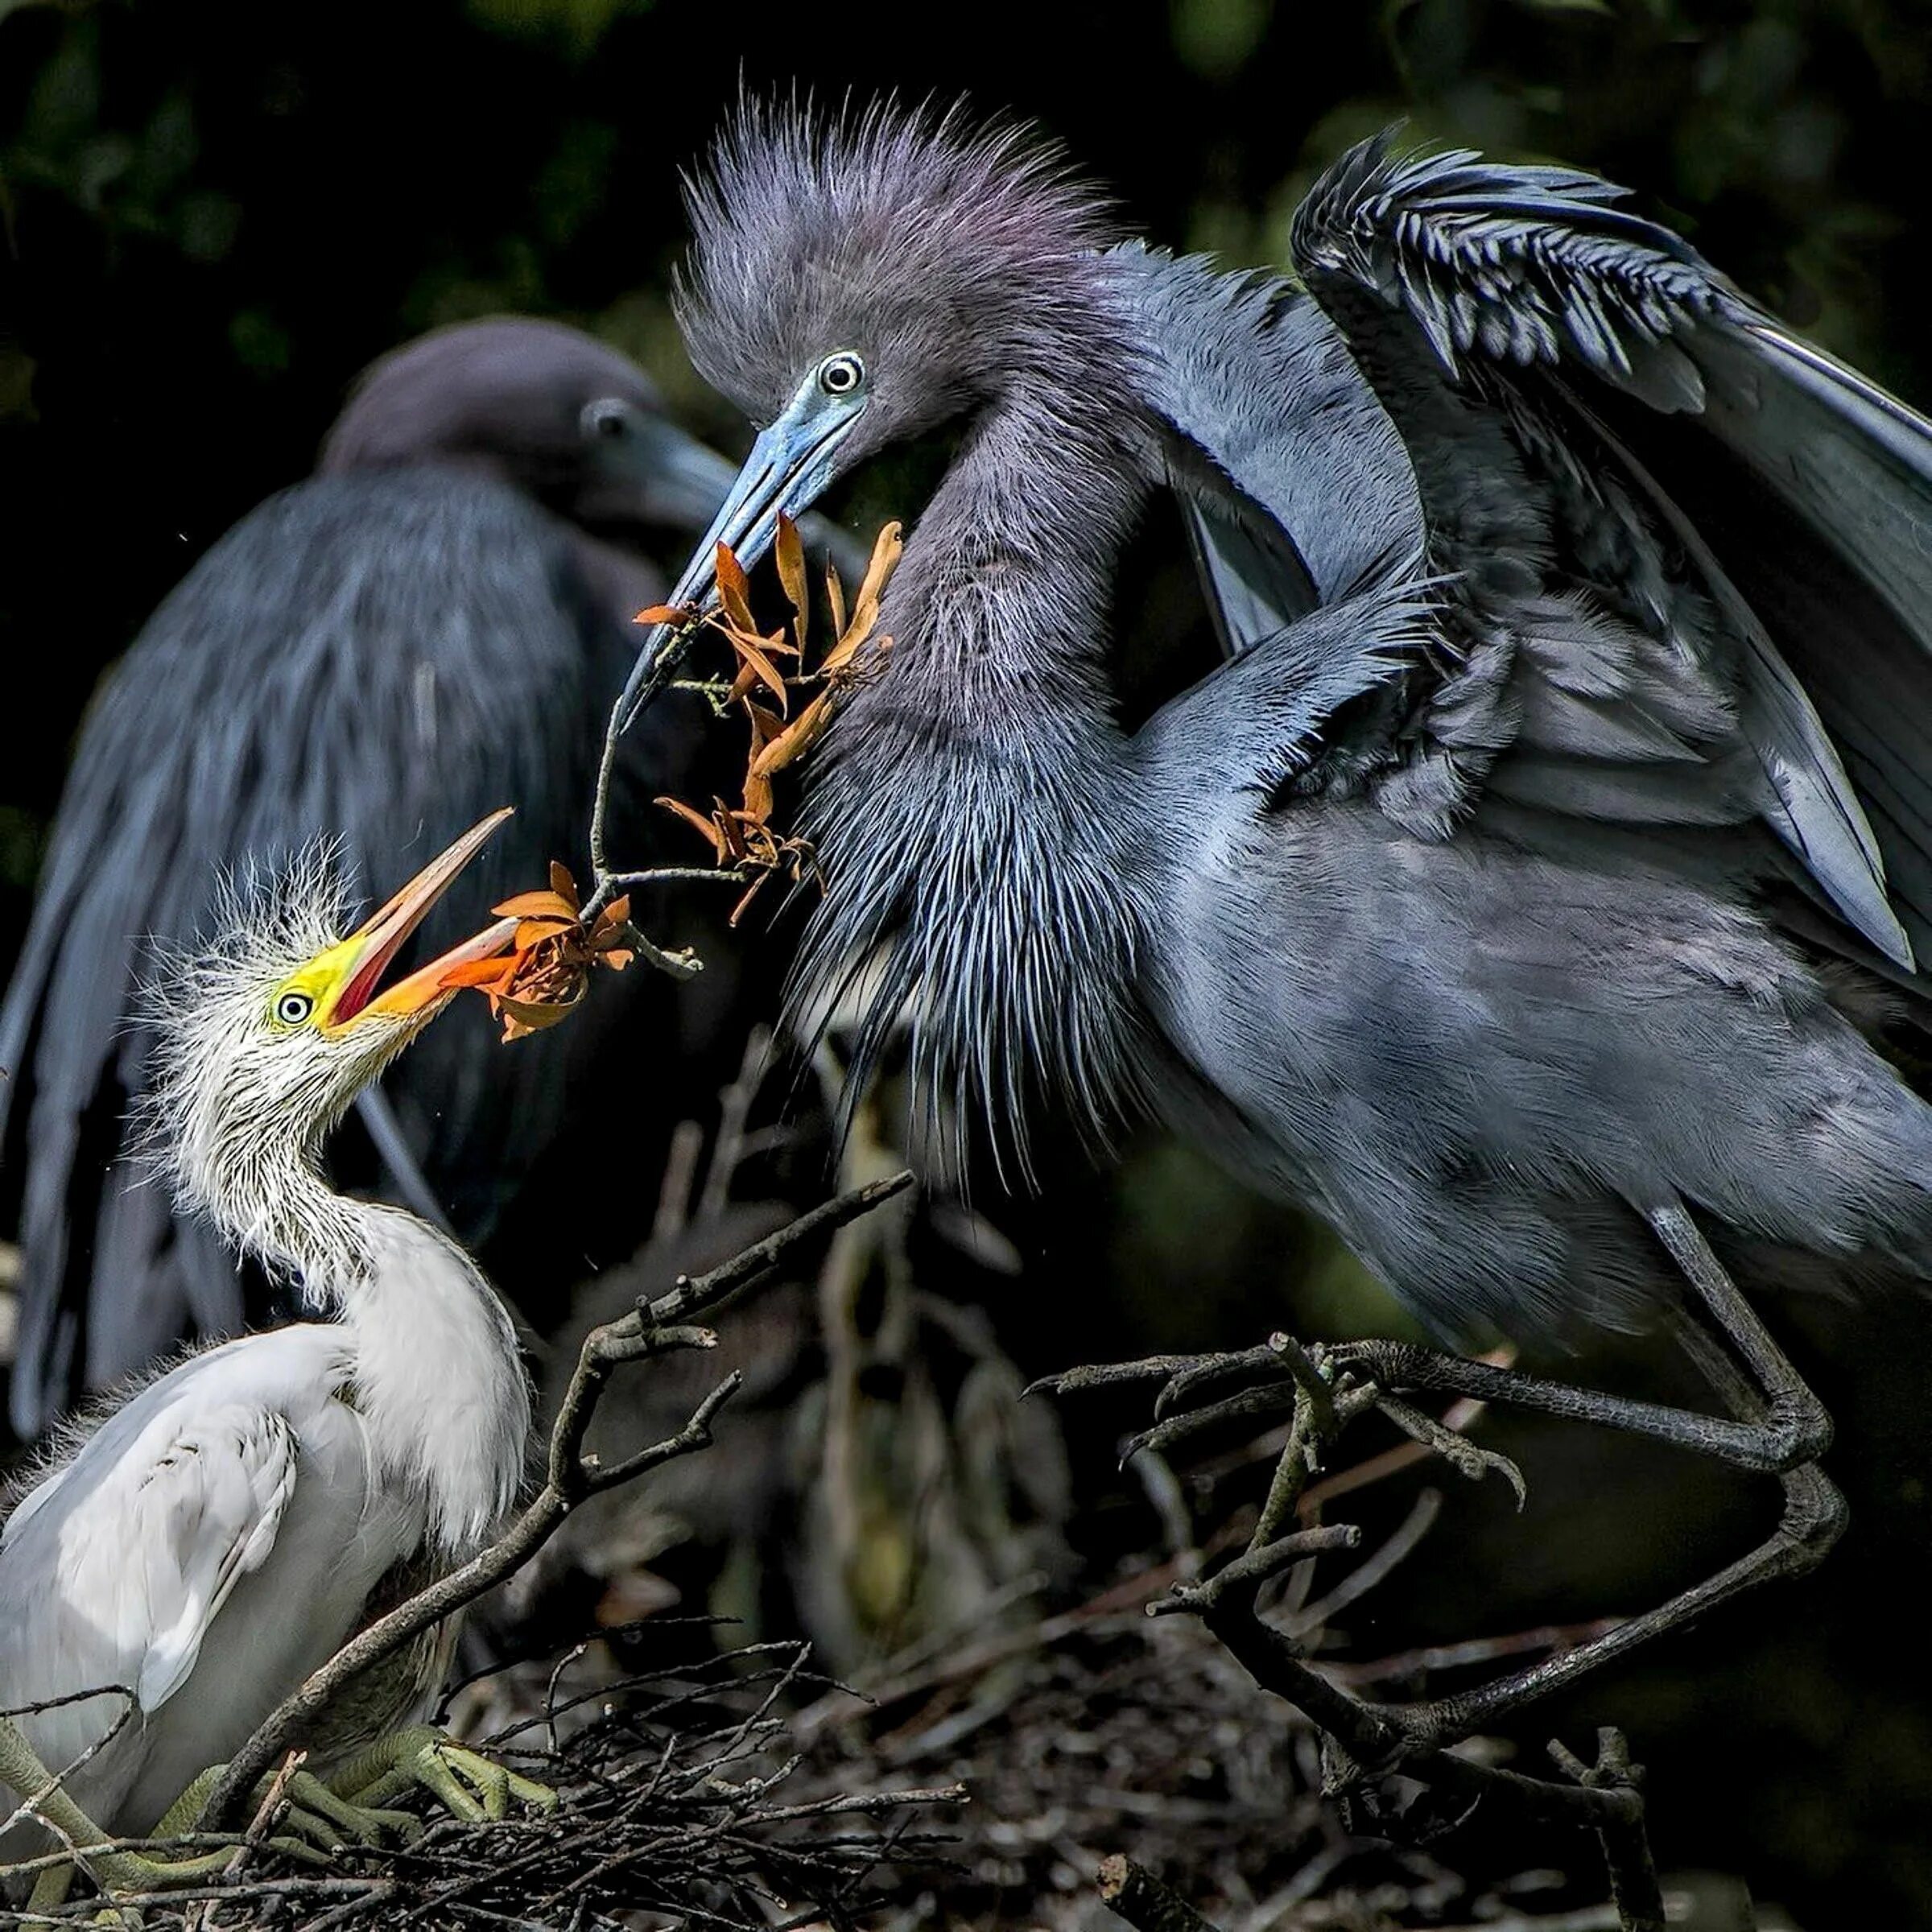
[1362,1208,1844,1751]
[328,1724,555,1823]
[0,1715,235,1908]
[1335,1205,1831,1477]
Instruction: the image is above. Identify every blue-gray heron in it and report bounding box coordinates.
[0,318,770,1439]
[624,99,1932,1724]
[0,812,545,1904]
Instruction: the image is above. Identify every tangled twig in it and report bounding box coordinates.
[1033,1334,1668,1932]
[16,1636,965,1928]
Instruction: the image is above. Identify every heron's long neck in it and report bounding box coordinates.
[338,1209,530,1557]
[802,379,1155,1158]
[888,380,1147,731]
[200,1124,527,1554]
[206,1125,381,1288]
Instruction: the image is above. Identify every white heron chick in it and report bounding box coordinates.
[0,810,539,1896]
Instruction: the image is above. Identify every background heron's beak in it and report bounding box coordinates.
[319,809,515,1032]
[617,374,866,730]
[618,416,745,534]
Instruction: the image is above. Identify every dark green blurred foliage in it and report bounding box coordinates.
[3,0,1931,1924]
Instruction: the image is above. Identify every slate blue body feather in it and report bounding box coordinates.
[665,103,1932,1347]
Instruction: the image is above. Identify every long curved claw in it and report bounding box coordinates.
[1022,1353,1219,1402]
[1153,1342,1296,1420]
[1120,1381,1299,1466]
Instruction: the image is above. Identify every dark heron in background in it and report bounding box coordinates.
[0,316,802,1439]
[626,99,1932,1728]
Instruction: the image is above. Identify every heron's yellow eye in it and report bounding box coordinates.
[819,352,865,398]
[273,990,316,1028]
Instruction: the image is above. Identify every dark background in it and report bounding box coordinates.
[4,2,1930,1926]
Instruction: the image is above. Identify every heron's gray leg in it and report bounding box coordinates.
[1358,1210,1844,1752]
[1373,1455,1844,1753]
[1335,1240,1831,1478]
[1328,1340,1823,1473]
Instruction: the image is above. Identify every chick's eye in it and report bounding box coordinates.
[275,992,314,1026]
[819,353,864,398]
[582,399,630,440]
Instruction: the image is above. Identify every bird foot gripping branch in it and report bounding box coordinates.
[1034,1335,1670,1932]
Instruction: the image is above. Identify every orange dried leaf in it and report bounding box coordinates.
[497,991,582,1039]
[634,603,692,627]
[657,795,729,861]
[748,691,835,778]
[548,861,579,904]
[825,562,847,642]
[727,632,791,712]
[841,520,902,654]
[493,889,579,923]
[729,872,772,928]
[774,513,809,650]
[716,542,757,636]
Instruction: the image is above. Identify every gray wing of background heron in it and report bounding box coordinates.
[0,473,638,1435]
[1127,136,1932,983]
[0,320,848,1439]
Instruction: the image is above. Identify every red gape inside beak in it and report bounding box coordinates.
[320,811,519,1032]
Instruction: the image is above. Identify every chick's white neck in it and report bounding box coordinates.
[336,1207,530,1557]
[199,1129,529,1558]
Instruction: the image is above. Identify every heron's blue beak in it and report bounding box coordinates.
[617,368,868,731]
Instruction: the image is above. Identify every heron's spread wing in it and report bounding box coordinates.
[1110,242,1420,648]
[1276,133,1932,971]
[0,470,679,1435]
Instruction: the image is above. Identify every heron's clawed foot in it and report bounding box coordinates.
[1034,1330,1517,1513]
[334,1726,557,1825]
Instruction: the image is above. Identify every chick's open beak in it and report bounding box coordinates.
[317,810,520,1034]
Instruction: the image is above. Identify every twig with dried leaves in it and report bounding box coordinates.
[595,513,901,930]
[435,514,900,1022]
